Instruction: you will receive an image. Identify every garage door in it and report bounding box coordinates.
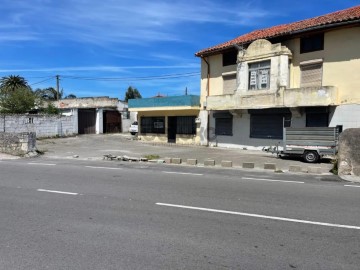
[103,111,122,133]
[249,109,291,139]
[78,109,96,134]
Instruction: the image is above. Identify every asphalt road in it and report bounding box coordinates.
[0,158,359,270]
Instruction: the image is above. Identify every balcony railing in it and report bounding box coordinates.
[206,86,337,110]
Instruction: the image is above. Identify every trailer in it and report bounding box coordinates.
[279,127,339,163]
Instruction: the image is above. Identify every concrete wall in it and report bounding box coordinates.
[53,97,119,109]
[338,128,360,182]
[0,132,36,155]
[0,114,77,138]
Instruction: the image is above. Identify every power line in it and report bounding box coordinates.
[29,77,54,86]
[60,72,200,81]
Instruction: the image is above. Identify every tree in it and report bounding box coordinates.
[0,86,36,113]
[0,75,29,94]
[124,86,142,102]
[64,94,77,99]
[40,103,60,115]
[34,87,63,101]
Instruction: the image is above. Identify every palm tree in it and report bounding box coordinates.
[0,75,29,93]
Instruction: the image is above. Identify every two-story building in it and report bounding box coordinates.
[195,5,360,149]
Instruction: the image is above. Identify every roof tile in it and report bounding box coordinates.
[196,5,360,56]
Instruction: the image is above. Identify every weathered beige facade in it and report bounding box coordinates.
[196,6,360,148]
[202,27,360,110]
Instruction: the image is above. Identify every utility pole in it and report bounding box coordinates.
[56,75,60,100]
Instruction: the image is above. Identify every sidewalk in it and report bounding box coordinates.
[36,134,334,175]
[0,152,20,160]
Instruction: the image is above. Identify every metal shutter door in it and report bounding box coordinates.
[223,74,236,94]
[301,63,322,88]
[250,114,284,139]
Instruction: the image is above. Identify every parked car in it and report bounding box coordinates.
[129,121,138,135]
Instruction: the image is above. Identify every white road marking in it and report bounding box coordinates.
[344,185,360,188]
[156,203,360,230]
[37,189,78,195]
[162,171,203,176]
[242,177,304,184]
[85,166,122,170]
[28,162,56,166]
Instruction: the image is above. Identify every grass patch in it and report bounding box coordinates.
[144,154,160,160]
[330,159,338,175]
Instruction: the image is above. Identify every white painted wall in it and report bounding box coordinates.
[329,104,360,129]
[199,110,209,145]
[96,108,104,134]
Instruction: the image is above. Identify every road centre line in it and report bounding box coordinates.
[344,185,360,188]
[28,162,56,166]
[242,177,304,184]
[156,202,360,230]
[85,166,122,170]
[37,189,78,195]
[162,171,203,176]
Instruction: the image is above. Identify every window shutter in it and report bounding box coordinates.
[301,63,322,87]
[223,74,236,94]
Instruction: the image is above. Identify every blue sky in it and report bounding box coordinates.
[0,0,359,99]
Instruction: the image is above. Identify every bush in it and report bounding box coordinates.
[41,103,60,115]
[330,158,338,175]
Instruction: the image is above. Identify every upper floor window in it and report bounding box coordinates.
[300,62,323,88]
[300,33,324,54]
[223,73,237,95]
[222,50,238,66]
[248,60,270,90]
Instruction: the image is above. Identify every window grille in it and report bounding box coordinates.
[248,60,271,90]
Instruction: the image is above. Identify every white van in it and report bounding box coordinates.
[129,121,138,135]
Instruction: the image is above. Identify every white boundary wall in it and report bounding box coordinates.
[0,114,77,138]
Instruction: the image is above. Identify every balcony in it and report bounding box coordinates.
[283,86,338,107]
[206,86,337,110]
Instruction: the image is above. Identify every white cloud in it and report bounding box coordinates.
[0,64,199,73]
[0,0,270,45]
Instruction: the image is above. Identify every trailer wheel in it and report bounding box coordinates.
[303,151,319,163]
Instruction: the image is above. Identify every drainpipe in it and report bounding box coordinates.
[201,56,210,146]
[202,56,210,97]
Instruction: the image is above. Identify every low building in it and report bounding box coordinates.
[128,95,204,144]
[52,97,133,134]
[196,5,360,149]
